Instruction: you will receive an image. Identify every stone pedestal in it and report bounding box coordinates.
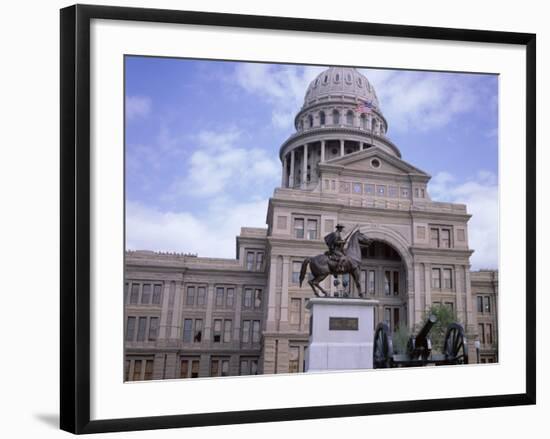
[305,298,379,372]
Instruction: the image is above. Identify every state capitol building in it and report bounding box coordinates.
[124,66,499,381]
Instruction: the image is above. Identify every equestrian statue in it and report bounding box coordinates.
[299,224,372,297]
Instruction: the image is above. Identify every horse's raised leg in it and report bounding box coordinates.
[309,273,330,297]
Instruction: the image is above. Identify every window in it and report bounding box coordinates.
[384,271,391,295]
[183,318,193,342]
[432,268,441,289]
[289,347,300,373]
[194,319,202,342]
[319,111,326,125]
[308,115,313,128]
[430,228,440,247]
[368,270,376,294]
[246,252,254,271]
[294,218,305,238]
[292,262,302,284]
[141,284,151,305]
[484,296,491,313]
[226,287,235,307]
[130,284,139,304]
[152,284,162,304]
[210,358,230,377]
[401,187,410,198]
[376,185,386,196]
[144,360,154,380]
[478,295,491,313]
[223,320,232,343]
[307,219,318,240]
[393,271,399,295]
[332,110,340,125]
[242,320,251,343]
[180,358,200,378]
[443,268,453,289]
[479,323,485,344]
[353,183,362,194]
[444,302,454,313]
[126,316,136,341]
[186,286,195,306]
[254,289,262,309]
[290,298,301,325]
[136,317,147,341]
[430,226,453,248]
[213,319,222,343]
[239,358,259,375]
[441,229,451,248]
[125,283,129,303]
[364,184,375,195]
[133,360,142,381]
[255,252,264,271]
[215,287,224,307]
[148,317,159,341]
[384,307,400,332]
[197,286,206,306]
[141,284,152,304]
[243,289,253,308]
[486,324,493,344]
[252,320,261,343]
[346,110,353,125]
[388,186,398,198]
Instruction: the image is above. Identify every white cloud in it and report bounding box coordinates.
[234,64,324,129]
[126,199,268,258]
[168,128,280,199]
[362,69,477,133]
[429,171,499,270]
[126,95,151,120]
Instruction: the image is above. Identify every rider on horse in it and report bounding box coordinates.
[324,224,346,272]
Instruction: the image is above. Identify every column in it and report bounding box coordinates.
[203,283,214,341]
[424,264,432,309]
[266,256,278,331]
[320,140,325,162]
[414,264,422,325]
[289,149,295,187]
[280,257,290,330]
[340,139,345,157]
[281,155,288,188]
[159,281,173,340]
[360,142,364,151]
[302,144,308,186]
[170,281,184,339]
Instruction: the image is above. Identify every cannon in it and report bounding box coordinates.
[373,315,468,368]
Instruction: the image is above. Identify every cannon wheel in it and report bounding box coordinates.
[443,323,468,365]
[373,323,394,368]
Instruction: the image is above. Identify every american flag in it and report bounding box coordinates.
[355,100,373,114]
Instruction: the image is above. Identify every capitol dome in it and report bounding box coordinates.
[303,67,380,110]
[279,65,401,191]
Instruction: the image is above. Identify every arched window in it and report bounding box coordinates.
[346,110,354,126]
[308,115,314,128]
[335,73,340,82]
[371,118,377,132]
[299,120,304,131]
[319,111,326,126]
[360,114,367,129]
[332,110,340,125]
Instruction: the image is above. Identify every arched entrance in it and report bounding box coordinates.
[353,226,414,332]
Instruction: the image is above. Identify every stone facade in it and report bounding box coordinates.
[124,67,498,381]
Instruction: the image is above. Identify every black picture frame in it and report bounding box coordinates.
[60,4,536,434]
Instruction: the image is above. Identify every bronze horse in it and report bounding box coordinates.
[299,230,372,297]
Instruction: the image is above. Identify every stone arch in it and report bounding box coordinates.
[358,225,414,291]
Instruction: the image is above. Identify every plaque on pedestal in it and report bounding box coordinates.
[305,297,379,372]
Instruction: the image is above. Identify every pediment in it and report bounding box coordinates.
[321,147,430,177]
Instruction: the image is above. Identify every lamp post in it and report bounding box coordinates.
[474,340,481,364]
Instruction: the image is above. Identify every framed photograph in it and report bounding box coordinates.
[60,4,536,434]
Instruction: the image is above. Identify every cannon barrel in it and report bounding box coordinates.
[415,314,437,345]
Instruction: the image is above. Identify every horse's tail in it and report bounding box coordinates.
[299,258,311,287]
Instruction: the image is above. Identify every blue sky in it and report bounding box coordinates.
[125,57,499,269]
